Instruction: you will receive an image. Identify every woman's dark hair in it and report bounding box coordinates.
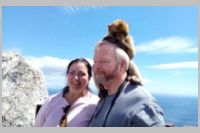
[62,58,92,96]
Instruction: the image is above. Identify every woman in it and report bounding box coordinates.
[35,58,99,127]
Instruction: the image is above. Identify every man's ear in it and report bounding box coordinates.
[120,59,126,72]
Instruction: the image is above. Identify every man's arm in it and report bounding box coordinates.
[131,102,165,127]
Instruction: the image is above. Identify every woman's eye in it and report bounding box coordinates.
[79,72,86,77]
[69,71,75,75]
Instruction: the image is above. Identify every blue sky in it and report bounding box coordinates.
[2,6,198,97]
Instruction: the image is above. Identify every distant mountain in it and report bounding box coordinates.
[2,52,48,127]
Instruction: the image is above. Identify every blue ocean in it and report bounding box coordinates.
[154,94,198,127]
[48,89,198,127]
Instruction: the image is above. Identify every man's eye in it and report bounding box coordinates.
[101,60,108,64]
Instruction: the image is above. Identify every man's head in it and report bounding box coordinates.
[93,41,129,95]
[102,19,143,86]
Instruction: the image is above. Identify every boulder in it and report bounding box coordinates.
[2,52,48,127]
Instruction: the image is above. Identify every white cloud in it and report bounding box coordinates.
[26,56,69,75]
[147,61,198,70]
[136,36,198,54]
[25,56,69,89]
[63,6,104,14]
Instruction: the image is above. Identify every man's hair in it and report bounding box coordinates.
[115,47,130,71]
[96,40,130,71]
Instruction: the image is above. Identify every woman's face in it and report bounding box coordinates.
[67,62,89,94]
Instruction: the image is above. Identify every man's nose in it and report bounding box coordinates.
[93,65,101,73]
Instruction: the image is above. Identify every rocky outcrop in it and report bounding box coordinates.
[2,52,48,127]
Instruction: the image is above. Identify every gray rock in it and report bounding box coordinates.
[2,52,48,127]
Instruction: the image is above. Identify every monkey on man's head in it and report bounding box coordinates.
[104,19,135,59]
[108,19,129,37]
[103,19,143,85]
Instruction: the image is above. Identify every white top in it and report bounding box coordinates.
[35,91,99,127]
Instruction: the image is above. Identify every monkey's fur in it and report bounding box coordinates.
[108,19,134,59]
[103,19,143,85]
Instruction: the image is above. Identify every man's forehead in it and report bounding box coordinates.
[95,46,114,54]
[98,41,116,47]
[96,42,116,51]
[94,56,113,61]
[94,52,115,62]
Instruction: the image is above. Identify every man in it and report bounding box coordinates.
[88,41,165,127]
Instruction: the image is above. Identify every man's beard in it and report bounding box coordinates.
[93,74,107,89]
[93,65,118,90]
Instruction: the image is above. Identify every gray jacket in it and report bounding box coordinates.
[89,82,165,127]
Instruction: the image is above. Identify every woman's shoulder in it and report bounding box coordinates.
[48,92,63,100]
[46,92,68,105]
[84,91,100,104]
[42,92,69,111]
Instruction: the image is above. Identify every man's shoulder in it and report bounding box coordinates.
[122,83,156,102]
[123,83,145,96]
[119,83,163,113]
